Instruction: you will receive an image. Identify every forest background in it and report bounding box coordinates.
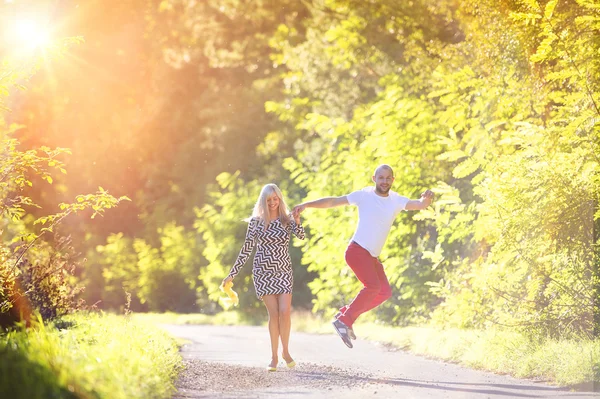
[1,0,598,346]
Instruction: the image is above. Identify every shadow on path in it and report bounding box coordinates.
[291,369,598,398]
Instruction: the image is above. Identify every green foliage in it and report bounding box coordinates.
[87,224,201,313]
[0,32,128,328]
[423,0,600,337]
[263,1,455,322]
[111,0,598,338]
[3,0,597,342]
[243,0,599,337]
[135,223,199,312]
[0,313,181,399]
[0,183,130,327]
[94,233,140,310]
[0,235,84,326]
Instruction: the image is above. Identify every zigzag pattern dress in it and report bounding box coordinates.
[227,216,305,298]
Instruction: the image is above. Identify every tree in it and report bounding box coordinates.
[0,19,129,327]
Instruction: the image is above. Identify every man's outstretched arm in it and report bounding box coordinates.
[405,189,435,211]
[293,196,349,215]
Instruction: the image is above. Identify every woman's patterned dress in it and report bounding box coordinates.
[227,216,305,298]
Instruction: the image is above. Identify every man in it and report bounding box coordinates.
[292,164,434,348]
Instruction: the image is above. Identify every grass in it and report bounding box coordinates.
[0,312,182,399]
[353,324,599,388]
[136,310,600,389]
[131,310,247,326]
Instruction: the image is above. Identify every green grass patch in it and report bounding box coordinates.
[0,312,182,399]
[131,310,327,330]
[131,311,249,326]
[355,324,599,388]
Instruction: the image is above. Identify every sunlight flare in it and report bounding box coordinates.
[7,17,51,52]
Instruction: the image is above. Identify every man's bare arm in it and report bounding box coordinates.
[293,196,349,215]
[405,190,435,211]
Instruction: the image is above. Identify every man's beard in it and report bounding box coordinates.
[376,185,390,195]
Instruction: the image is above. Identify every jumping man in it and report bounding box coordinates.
[292,164,434,348]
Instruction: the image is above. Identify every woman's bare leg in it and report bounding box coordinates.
[262,294,280,368]
[278,293,293,363]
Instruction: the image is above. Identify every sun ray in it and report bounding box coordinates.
[59,52,130,86]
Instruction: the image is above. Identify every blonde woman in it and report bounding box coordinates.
[223,184,305,371]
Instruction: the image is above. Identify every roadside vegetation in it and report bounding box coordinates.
[0,313,181,399]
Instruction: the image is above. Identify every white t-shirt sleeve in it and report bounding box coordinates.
[347,190,365,206]
[396,195,409,212]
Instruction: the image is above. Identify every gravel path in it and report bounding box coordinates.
[162,324,600,399]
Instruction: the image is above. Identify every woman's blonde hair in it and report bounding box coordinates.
[249,184,291,229]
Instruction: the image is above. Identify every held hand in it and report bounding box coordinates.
[292,209,301,224]
[292,204,306,216]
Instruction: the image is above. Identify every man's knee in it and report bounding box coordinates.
[363,280,381,295]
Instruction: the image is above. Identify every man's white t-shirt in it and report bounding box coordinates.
[347,187,409,257]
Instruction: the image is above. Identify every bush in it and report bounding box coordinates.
[0,235,84,329]
[0,313,181,399]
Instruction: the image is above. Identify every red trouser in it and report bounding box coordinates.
[337,242,392,328]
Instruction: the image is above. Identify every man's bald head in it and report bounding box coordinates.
[374,164,394,178]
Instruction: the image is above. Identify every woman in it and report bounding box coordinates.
[223,183,305,371]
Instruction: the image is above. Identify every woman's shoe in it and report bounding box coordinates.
[282,354,295,369]
[266,365,277,372]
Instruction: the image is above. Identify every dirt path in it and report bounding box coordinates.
[162,324,599,399]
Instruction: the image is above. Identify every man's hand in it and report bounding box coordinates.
[421,189,434,199]
[420,189,434,206]
[292,207,302,224]
[292,204,306,217]
[405,189,434,211]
